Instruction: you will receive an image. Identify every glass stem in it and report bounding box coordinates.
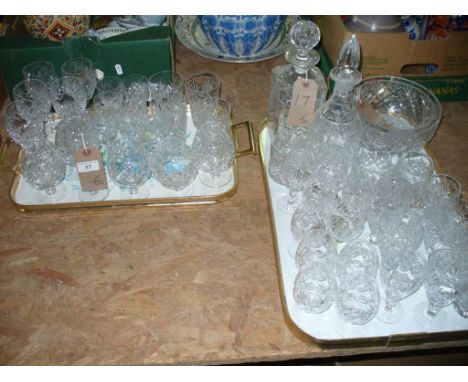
[384,299,397,313]
[46,185,56,195]
[288,190,299,204]
[426,303,441,318]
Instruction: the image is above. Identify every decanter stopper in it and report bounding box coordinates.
[337,34,360,71]
[329,35,362,90]
[285,20,321,72]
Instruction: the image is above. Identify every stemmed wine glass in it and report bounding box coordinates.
[61,58,97,103]
[3,101,67,202]
[193,123,235,188]
[275,145,315,215]
[107,138,152,199]
[377,248,426,324]
[151,136,197,196]
[413,248,461,329]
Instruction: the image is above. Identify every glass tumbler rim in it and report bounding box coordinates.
[353,75,442,136]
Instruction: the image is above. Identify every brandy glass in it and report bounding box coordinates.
[107,138,152,199]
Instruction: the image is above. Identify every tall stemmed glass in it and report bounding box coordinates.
[377,248,426,324]
[92,89,122,144]
[148,71,186,142]
[193,123,235,188]
[13,79,52,126]
[50,76,89,166]
[151,136,197,196]
[122,74,150,140]
[184,72,221,132]
[61,58,97,104]
[414,248,461,329]
[22,60,57,87]
[107,138,152,199]
[3,101,67,202]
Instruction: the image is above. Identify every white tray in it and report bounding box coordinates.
[259,122,468,344]
[6,109,253,212]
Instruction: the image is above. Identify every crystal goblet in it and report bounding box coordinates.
[414,248,461,329]
[61,57,97,101]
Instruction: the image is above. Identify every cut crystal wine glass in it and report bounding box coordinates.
[414,248,461,329]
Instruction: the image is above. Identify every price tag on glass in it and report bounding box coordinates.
[74,147,108,192]
[286,78,318,127]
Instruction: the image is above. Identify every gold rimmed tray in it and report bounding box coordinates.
[258,119,468,346]
[1,110,254,212]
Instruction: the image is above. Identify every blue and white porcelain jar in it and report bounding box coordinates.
[198,15,286,58]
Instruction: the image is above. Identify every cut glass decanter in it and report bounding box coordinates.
[268,19,328,184]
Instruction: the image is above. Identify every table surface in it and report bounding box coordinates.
[0,40,468,366]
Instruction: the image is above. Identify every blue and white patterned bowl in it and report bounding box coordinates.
[198,15,287,58]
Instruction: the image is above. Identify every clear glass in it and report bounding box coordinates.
[276,146,317,214]
[268,20,327,134]
[108,138,152,198]
[326,190,366,242]
[335,240,379,282]
[193,125,235,188]
[295,238,336,272]
[353,76,442,155]
[151,136,197,194]
[268,21,327,189]
[61,57,97,101]
[335,276,380,325]
[377,250,425,324]
[54,111,97,166]
[13,79,51,123]
[148,71,185,111]
[293,266,335,314]
[95,75,125,95]
[414,248,461,329]
[92,89,122,143]
[184,72,221,130]
[3,102,67,202]
[49,76,87,121]
[122,74,150,139]
[22,60,57,89]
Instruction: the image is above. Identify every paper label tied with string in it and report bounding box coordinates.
[74,147,108,192]
[287,77,318,127]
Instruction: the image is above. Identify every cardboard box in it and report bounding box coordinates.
[320,16,468,101]
[0,25,174,100]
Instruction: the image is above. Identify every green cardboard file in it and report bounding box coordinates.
[0,26,173,99]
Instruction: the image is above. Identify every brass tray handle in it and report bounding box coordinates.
[0,136,16,173]
[231,120,256,158]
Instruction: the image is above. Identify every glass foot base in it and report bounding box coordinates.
[413,302,447,330]
[167,183,194,197]
[79,189,110,202]
[277,194,300,215]
[199,170,232,188]
[37,183,68,203]
[118,184,150,200]
[376,302,404,324]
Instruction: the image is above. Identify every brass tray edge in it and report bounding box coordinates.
[9,153,240,213]
[257,120,468,348]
